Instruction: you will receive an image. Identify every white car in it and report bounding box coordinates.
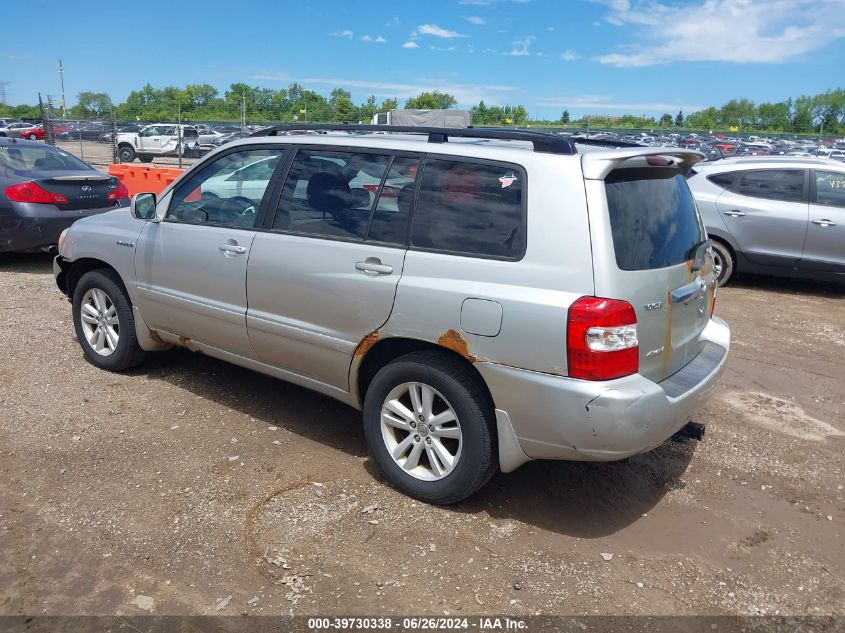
[116,124,200,163]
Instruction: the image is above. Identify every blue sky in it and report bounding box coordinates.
[2,0,844,119]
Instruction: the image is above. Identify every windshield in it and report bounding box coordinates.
[0,145,92,172]
[605,167,704,271]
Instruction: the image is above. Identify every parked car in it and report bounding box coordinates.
[0,122,38,138]
[16,123,75,141]
[56,122,111,141]
[54,125,729,503]
[687,156,845,285]
[116,124,201,163]
[0,137,129,253]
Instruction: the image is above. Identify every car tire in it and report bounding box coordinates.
[118,145,136,163]
[28,133,38,140]
[711,239,735,286]
[72,269,147,371]
[362,351,497,504]
[138,154,153,163]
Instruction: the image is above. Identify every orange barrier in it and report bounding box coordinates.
[108,164,186,197]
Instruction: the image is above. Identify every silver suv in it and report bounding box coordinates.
[687,156,845,285]
[54,125,730,503]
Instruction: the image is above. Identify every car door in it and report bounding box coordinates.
[134,146,287,357]
[714,168,808,267]
[245,148,418,390]
[802,169,845,274]
[137,126,162,153]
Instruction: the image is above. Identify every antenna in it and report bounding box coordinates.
[0,81,9,105]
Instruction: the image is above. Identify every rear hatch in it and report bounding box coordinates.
[581,148,715,383]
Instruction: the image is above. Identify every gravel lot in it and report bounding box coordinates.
[55,140,202,169]
[0,253,843,618]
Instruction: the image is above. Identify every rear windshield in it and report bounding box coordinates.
[0,144,91,172]
[605,167,704,271]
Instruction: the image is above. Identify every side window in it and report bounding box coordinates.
[410,159,525,259]
[734,169,804,203]
[367,156,420,245]
[707,171,741,190]
[273,149,391,241]
[165,149,283,228]
[140,127,159,137]
[815,171,845,208]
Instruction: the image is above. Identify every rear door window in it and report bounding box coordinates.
[815,170,845,207]
[605,167,704,271]
[706,171,740,190]
[734,169,804,202]
[410,158,525,259]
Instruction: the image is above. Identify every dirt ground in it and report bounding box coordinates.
[0,254,842,619]
[55,140,201,169]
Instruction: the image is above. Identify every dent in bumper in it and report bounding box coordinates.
[480,317,730,463]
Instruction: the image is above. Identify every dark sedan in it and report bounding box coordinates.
[0,138,129,253]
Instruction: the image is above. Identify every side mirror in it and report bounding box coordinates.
[131,192,158,221]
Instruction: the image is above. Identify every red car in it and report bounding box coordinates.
[18,124,73,140]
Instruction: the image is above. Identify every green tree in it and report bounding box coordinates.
[674,110,684,127]
[71,91,112,118]
[560,109,570,124]
[659,113,673,127]
[404,91,457,110]
[329,88,356,122]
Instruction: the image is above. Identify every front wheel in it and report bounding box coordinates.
[118,145,136,163]
[28,133,38,140]
[138,154,153,163]
[72,269,147,371]
[362,351,497,504]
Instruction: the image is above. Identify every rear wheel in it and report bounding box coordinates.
[138,154,153,163]
[28,133,38,140]
[711,239,735,286]
[118,145,136,163]
[363,351,497,504]
[72,269,147,371]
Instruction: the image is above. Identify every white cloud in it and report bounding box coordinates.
[417,23,468,38]
[251,73,517,105]
[537,94,704,113]
[547,26,555,31]
[465,16,487,24]
[594,0,845,66]
[402,40,419,48]
[507,36,535,56]
[360,34,387,43]
[331,29,353,39]
[430,45,457,52]
[385,16,400,27]
[560,49,579,61]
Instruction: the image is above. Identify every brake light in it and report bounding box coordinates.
[108,181,129,201]
[566,296,639,380]
[710,284,717,319]
[4,181,66,205]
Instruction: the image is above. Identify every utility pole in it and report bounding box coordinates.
[0,81,9,105]
[58,60,66,118]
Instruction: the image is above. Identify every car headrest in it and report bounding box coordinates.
[306,172,352,212]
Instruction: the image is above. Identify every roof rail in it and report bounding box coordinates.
[570,136,644,149]
[249,123,577,155]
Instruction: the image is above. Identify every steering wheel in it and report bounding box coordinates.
[219,196,256,219]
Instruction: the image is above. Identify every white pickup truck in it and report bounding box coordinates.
[116,124,200,163]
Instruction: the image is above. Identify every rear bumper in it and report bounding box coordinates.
[479,317,730,464]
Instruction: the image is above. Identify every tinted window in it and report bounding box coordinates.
[166,149,282,228]
[605,167,704,271]
[367,156,419,245]
[410,159,524,259]
[815,171,845,208]
[706,172,738,189]
[274,149,391,241]
[735,169,804,202]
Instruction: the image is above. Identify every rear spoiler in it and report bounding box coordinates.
[580,147,705,180]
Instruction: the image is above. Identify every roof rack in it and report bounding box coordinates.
[570,136,644,149]
[249,123,577,155]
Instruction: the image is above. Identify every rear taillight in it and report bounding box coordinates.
[108,181,129,201]
[566,296,639,381]
[710,284,717,319]
[4,181,66,205]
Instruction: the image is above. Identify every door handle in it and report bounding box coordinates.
[812,219,836,227]
[218,243,247,254]
[722,210,746,217]
[355,257,393,275]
